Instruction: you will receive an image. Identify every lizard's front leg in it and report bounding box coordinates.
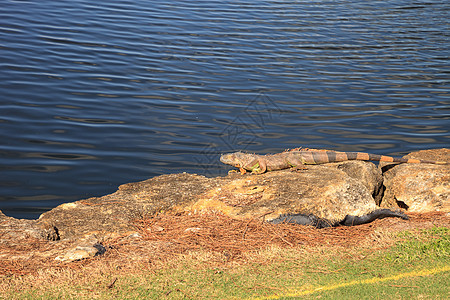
[252,159,267,174]
[241,158,260,174]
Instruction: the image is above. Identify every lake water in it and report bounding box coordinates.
[1,0,449,219]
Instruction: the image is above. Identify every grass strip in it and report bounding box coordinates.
[256,265,449,299]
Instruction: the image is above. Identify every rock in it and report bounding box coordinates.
[37,173,224,240]
[185,161,382,223]
[1,160,400,243]
[0,210,47,241]
[56,243,106,262]
[12,160,385,240]
[55,235,106,262]
[380,149,450,212]
[328,160,384,202]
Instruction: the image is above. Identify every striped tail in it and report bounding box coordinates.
[296,150,448,165]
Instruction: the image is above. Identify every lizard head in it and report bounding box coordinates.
[220,152,262,173]
[220,152,247,168]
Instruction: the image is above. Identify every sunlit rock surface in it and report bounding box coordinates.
[380,148,449,212]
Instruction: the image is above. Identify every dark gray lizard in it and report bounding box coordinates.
[269,209,409,228]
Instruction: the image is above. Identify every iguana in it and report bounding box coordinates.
[269,209,409,228]
[220,150,448,174]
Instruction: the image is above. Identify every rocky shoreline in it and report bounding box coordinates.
[1,148,448,262]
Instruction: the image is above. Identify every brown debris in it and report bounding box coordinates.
[2,211,448,277]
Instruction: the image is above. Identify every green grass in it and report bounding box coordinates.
[1,227,449,299]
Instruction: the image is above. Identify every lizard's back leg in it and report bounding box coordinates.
[285,153,307,171]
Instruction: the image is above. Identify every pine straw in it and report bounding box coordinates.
[132,213,371,257]
[0,212,448,276]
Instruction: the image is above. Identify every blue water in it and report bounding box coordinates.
[1,0,449,219]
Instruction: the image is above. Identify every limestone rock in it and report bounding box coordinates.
[55,235,106,262]
[0,210,47,241]
[56,243,106,262]
[380,149,450,212]
[5,161,388,242]
[327,160,383,200]
[186,161,382,223]
[37,173,224,240]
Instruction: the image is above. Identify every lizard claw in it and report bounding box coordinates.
[290,166,307,172]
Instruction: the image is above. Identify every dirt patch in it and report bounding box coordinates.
[1,212,448,277]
